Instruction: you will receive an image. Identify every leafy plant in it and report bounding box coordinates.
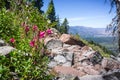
[0,8,20,41]
[0,1,55,79]
[0,23,53,79]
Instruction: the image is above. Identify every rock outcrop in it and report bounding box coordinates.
[45,28,120,80]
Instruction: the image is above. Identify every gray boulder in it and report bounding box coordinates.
[57,74,76,80]
[62,61,72,67]
[78,75,104,80]
[48,61,57,68]
[0,46,15,55]
[66,52,73,61]
[54,55,67,64]
[46,39,63,50]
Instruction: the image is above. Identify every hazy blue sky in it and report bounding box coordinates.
[42,0,116,28]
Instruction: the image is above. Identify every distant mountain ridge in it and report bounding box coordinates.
[69,26,111,38]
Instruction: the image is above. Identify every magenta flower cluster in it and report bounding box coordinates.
[29,28,52,47]
[10,38,15,43]
[10,22,53,48]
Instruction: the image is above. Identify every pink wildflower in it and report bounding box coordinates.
[46,29,52,34]
[25,26,30,33]
[38,31,45,38]
[10,38,15,43]
[29,40,35,47]
[32,25,38,31]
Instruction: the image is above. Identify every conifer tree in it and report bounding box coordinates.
[34,0,44,13]
[46,0,56,23]
[61,18,69,33]
[56,15,61,31]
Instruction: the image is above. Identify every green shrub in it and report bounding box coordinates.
[0,8,20,41]
[0,2,54,80]
[0,23,53,79]
[0,50,53,80]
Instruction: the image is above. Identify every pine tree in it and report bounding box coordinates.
[46,0,56,23]
[34,0,44,13]
[61,18,69,33]
[56,15,61,31]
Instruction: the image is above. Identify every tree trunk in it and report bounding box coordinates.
[116,0,120,52]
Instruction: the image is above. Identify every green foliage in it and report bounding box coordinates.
[57,18,69,34]
[0,1,53,41]
[18,4,48,30]
[0,0,10,9]
[56,16,60,27]
[5,0,44,13]
[0,8,20,41]
[0,50,53,80]
[46,0,56,23]
[0,21,53,79]
[60,18,69,34]
[0,1,54,79]
[0,0,5,9]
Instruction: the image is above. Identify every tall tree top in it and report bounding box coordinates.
[46,0,56,23]
[62,18,69,26]
[61,18,69,34]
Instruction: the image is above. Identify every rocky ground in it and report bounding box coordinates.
[0,28,120,80]
[45,28,120,80]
